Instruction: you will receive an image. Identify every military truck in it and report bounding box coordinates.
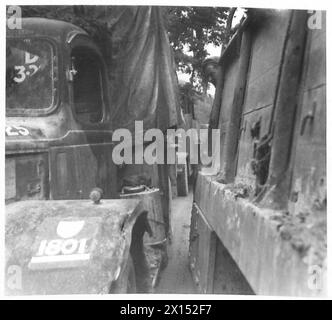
[189,9,326,296]
[5,17,159,295]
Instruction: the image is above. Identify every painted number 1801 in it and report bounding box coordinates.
[36,238,88,256]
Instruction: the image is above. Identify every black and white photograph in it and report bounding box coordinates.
[3,1,328,301]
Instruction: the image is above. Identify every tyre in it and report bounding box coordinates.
[177,161,189,196]
[112,255,137,293]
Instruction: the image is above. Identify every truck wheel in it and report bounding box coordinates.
[177,162,189,196]
[112,255,137,293]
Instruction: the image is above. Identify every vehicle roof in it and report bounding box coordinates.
[7,17,88,42]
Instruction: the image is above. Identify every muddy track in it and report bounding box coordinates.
[155,191,196,294]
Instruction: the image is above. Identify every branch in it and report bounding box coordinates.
[226,7,236,42]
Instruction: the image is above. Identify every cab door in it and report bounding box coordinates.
[50,35,117,200]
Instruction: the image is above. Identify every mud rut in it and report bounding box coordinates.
[155,191,197,294]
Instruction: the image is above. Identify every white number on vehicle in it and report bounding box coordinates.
[37,238,88,256]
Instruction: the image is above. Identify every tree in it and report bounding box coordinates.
[163,7,235,91]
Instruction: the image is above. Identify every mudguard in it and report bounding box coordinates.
[5,198,147,295]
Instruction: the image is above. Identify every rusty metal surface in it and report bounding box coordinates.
[5,199,143,295]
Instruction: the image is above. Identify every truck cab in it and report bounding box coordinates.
[6,18,117,202]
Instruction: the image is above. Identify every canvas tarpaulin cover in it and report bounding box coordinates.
[99,6,184,132]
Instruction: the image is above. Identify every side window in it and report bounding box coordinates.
[71,47,104,124]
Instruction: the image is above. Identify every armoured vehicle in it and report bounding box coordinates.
[190,9,326,296]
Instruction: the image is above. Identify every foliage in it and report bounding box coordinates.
[163,7,232,90]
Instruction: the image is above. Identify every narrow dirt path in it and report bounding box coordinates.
[155,191,196,294]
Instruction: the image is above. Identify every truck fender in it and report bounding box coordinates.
[5,198,148,295]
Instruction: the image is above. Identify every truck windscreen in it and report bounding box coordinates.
[6,38,54,112]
